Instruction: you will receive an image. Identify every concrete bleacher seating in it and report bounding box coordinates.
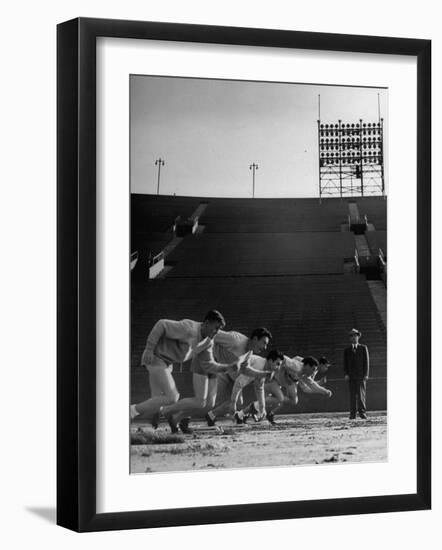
[200,197,351,232]
[131,231,172,256]
[131,194,200,233]
[167,232,355,277]
[130,193,387,413]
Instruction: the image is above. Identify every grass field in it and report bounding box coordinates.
[130,411,387,474]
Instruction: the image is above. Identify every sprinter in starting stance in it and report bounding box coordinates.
[246,356,333,425]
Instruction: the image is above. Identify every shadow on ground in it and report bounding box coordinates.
[26,507,56,524]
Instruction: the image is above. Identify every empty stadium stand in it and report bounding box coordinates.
[131,231,172,256]
[167,232,355,277]
[131,194,387,414]
[131,194,200,233]
[199,197,350,233]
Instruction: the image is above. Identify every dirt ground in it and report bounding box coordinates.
[130,411,387,474]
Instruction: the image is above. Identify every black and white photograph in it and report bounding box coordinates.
[129,75,388,474]
[0,0,436,542]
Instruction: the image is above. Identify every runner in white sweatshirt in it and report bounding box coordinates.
[130,310,227,424]
[168,327,273,432]
[205,327,273,426]
[230,349,285,423]
[152,342,249,433]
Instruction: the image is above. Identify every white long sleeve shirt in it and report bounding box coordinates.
[213,330,250,377]
[213,331,269,413]
[141,319,212,366]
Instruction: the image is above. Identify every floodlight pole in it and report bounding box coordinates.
[155,158,165,195]
[380,118,385,196]
[338,120,343,198]
[318,95,322,200]
[249,163,259,198]
[317,119,322,200]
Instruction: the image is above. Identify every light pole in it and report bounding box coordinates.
[249,163,259,198]
[155,158,165,195]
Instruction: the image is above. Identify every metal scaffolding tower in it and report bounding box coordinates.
[317,119,385,198]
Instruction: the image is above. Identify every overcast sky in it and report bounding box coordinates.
[130,75,388,198]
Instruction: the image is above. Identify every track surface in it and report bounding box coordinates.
[130,411,387,474]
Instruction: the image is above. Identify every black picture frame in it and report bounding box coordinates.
[57,17,431,532]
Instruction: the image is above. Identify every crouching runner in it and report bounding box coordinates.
[152,337,248,434]
[230,349,285,424]
[246,355,333,425]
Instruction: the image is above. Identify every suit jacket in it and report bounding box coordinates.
[344,344,370,380]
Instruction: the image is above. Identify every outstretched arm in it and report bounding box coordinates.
[298,376,332,397]
[241,364,272,378]
[253,378,267,417]
[196,347,237,375]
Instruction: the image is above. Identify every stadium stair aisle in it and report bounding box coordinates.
[354,234,372,259]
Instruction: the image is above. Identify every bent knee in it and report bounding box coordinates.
[197,398,207,409]
[165,391,180,404]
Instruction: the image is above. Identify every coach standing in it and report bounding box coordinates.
[344,328,369,419]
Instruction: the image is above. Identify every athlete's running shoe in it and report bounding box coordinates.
[205,411,216,427]
[151,411,160,430]
[166,414,179,434]
[179,418,193,434]
[249,402,259,422]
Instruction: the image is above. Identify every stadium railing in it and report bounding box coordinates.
[147,251,165,279]
[378,248,387,286]
[130,251,139,271]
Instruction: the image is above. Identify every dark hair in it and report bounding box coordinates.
[250,327,273,341]
[203,309,226,327]
[302,356,319,367]
[318,356,330,365]
[266,349,284,362]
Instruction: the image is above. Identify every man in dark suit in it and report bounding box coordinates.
[344,328,369,419]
